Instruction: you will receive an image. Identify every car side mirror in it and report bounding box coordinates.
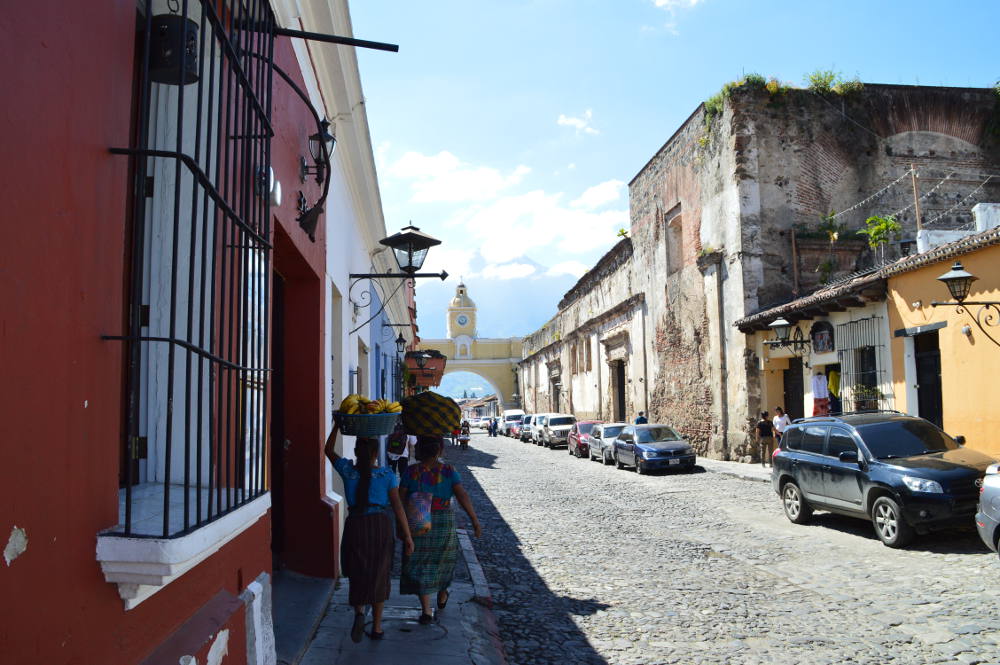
[955,435,966,446]
[838,450,859,464]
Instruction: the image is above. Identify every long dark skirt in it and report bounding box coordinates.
[341,510,394,606]
[400,509,457,596]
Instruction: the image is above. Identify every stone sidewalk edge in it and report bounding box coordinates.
[457,528,509,665]
[698,459,772,484]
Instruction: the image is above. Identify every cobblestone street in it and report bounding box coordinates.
[451,433,1000,665]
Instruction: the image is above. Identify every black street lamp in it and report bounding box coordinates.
[395,333,406,355]
[931,261,1000,348]
[301,119,336,185]
[936,261,977,303]
[769,317,792,344]
[380,224,442,274]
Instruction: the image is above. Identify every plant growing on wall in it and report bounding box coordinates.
[857,214,901,262]
[805,69,863,96]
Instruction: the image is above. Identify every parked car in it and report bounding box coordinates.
[509,421,523,438]
[502,410,525,436]
[613,424,696,474]
[568,421,603,458]
[774,412,991,548]
[532,414,553,445]
[541,414,577,448]
[589,422,627,464]
[519,415,534,442]
[976,463,1000,557]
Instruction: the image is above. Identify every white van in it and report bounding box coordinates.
[501,409,525,436]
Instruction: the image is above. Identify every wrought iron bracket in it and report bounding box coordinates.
[931,300,1000,348]
[346,271,446,335]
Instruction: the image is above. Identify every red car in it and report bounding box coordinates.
[568,421,603,458]
[509,422,523,438]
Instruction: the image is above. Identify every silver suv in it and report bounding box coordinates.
[542,414,576,449]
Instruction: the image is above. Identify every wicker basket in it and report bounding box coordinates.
[334,412,400,437]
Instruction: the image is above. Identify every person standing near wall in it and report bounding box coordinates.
[634,411,648,424]
[756,411,775,466]
[773,407,792,442]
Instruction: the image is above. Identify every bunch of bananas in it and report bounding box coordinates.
[339,394,403,415]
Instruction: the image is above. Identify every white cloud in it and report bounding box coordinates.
[387,150,530,203]
[557,109,599,136]
[567,163,576,170]
[571,179,625,210]
[381,148,628,286]
[481,263,537,280]
[547,261,590,278]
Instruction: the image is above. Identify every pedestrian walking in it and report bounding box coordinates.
[400,436,482,624]
[324,423,414,642]
[756,411,775,466]
[386,426,412,477]
[772,407,792,442]
[634,411,648,424]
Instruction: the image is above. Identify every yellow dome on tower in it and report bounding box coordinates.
[450,283,475,309]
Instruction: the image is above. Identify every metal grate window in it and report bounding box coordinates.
[108,0,275,537]
[836,316,893,412]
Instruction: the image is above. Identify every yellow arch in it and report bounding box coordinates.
[418,337,523,409]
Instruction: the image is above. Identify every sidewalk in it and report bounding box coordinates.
[698,457,773,483]
[280,527,505,665]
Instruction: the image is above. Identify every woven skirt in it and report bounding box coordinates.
[341,510,394,606]
[400,509,457,596]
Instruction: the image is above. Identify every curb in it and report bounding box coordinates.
[457,528,507,665]
[699,461,772,484]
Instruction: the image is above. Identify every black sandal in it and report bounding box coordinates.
[437,590,450,610]
[418,612,434,625]
[351,613,365,643]
[368,630,384,640]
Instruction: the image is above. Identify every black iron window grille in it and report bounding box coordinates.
[836,316,893,412]
[107,0,275,537]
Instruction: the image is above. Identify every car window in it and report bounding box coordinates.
[603,425,624,439]
[637,426,681,443]
[827,428,857,458]
[578,423,596,435]
[857,420,959,459]
[782,427,803,450]
[799,426,828,454]
[550,417,575,426]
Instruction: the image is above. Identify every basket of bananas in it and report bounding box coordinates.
[334,394,403,437]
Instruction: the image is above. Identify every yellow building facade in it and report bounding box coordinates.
[887,241,1000,456]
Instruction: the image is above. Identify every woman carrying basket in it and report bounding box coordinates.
[325,423,414,642]
[399,436,482,624]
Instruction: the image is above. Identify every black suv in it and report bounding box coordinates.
[773,412,994,548]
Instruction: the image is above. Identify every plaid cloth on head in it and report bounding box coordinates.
[400,391,461,435]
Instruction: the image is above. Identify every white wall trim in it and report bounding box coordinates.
[96,493,271,610]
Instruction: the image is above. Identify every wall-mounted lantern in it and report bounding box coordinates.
[931,261,1000,348]
[764,316,811,365]
[300,119,336,184]
[380,224,442,274]
[149,12,200,85]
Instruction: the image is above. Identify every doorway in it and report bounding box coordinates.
[613,360,626,422]
[270,273,286,567]
[783,357,804,421]
[915,330,943,428]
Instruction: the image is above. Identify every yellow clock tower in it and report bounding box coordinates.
[447,282,477,339]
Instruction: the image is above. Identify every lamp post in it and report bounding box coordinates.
[931,261,1000,348]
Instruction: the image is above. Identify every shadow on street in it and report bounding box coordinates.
[443,442,610,665]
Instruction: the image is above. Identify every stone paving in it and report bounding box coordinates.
[450,433,1000,665]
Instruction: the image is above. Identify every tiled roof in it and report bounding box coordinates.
[735,225,1000,331]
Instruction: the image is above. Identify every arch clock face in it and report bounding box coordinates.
[456,314,469,326]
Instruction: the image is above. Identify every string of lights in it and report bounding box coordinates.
[831,168,913,220]
[884,171,957,220]
[922,175,995,228]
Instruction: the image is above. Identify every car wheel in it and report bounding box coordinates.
[636,459,645,475]
[871,496,915,548]
[604,451,613,465]
[781,482,812,524]
[615,453,624,470]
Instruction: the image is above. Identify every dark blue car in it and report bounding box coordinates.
[612,424,696,474]
[773,412,994,548]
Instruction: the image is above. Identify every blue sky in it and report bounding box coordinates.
[351,0,1000,341]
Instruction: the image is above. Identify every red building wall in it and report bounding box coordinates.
[0,1,335,661]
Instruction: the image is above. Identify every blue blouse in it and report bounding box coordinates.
[333,458,399,515]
